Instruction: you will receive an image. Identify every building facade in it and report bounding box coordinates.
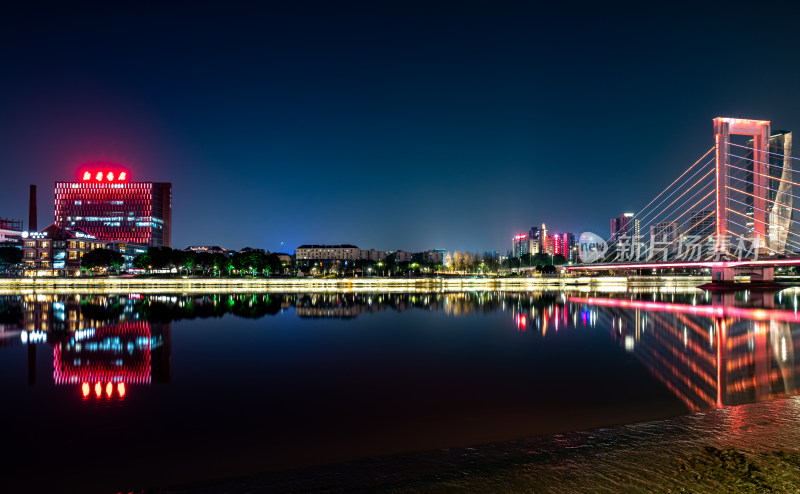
[512,234,530,258]
[186,246,232,256]
[22,224,106,276]
[393,250,412,263]
[0,217,23,245]
[650,221,680,256]
[358,249,387,261]
[610,213,638,242]
[54,169,172,248]
[295,244,359,266]
[741,131,794,254]
[686,209,715,237]
[528,227,540,253]
[552,232,577,262]
[107,242,149,269]
[539,223,548,254]
[414,250,444,265]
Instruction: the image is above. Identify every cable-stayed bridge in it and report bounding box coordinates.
[569,117,797,284]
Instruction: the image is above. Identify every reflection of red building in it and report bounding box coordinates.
[54,169,172,247]
[54,322,152,386]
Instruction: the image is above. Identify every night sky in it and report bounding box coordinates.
[1,2,798,253]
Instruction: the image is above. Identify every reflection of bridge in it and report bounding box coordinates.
[572,295,800,411]
[568,117,798,283]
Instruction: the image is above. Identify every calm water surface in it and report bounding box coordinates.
[2,287,800,492]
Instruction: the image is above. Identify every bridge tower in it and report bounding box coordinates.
[714,117,771,255]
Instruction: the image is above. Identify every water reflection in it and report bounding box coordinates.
[0,294,171,397]
[5,288,800,492]
[2,289,800,414]
[569,292,800,411]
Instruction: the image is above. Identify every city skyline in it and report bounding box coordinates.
[1,3,799,253]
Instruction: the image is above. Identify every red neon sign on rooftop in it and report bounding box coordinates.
[80,167,129,182]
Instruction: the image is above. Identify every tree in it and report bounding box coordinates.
[81,248,124,274]
[132,252,151,271]
[181,250,196,275]
[0,246,22,273]
[552,254,567,265]
[214,253,234,276]
[453,251,467,272]
[265,253,283,276]
[538,264,556,274]
[531,253,550,266]
[194,252,216,275]
[384,253,397,276]
[232,251,268,276]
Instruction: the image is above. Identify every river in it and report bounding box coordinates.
[2,286,800,492]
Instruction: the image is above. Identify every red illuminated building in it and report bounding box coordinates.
[54,167,172,247]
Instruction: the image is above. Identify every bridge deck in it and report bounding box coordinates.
[566,258,800,271]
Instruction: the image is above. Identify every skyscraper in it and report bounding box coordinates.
[650,221,680,256]
[54,167,172,247]
[743,130,793,253]
[528,226,540,254]
[610,213,636,242]
[686,209,715,237]
[512,234,529,258]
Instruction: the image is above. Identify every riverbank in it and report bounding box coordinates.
[0,274,712,293]
[153,396,800,494]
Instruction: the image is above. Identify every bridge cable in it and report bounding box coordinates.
[729,141,799,162]
[604,158,715,253]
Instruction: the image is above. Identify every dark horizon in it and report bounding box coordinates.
[1,2,799,253]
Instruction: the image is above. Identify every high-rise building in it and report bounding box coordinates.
[650,221,680,256]
[528,226,541,254]
[551,234,563,257]
[539,223,548,254]
[561,232,577,262]
[742,131,793,252]
[512,233,529,258]
[483,250,501,261]
[686,209,715,237]
[610,213,635,242]
[54,167,172,248]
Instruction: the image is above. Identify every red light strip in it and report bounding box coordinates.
[567,296,800,323]
[566,258,800,271]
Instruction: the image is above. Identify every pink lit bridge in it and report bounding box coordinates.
[566,117,798,284]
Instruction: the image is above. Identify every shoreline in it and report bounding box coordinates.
[151,397,800,494]
[0,275,710,290]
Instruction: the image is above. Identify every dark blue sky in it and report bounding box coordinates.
[1,2,798,253]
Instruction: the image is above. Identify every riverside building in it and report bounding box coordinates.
[54,167,172,248]
[0,217,23,245]
[21,224,106,276]
[295,244,359,268]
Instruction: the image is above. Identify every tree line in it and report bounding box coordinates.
[1,244,572,277]
[132,247,285,276]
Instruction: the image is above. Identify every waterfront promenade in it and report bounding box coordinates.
[0,275,714,295]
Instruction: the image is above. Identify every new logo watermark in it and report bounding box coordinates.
[578,232,608,263]
[578,232,764,264]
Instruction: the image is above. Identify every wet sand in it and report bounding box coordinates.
[153,397,800,493]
